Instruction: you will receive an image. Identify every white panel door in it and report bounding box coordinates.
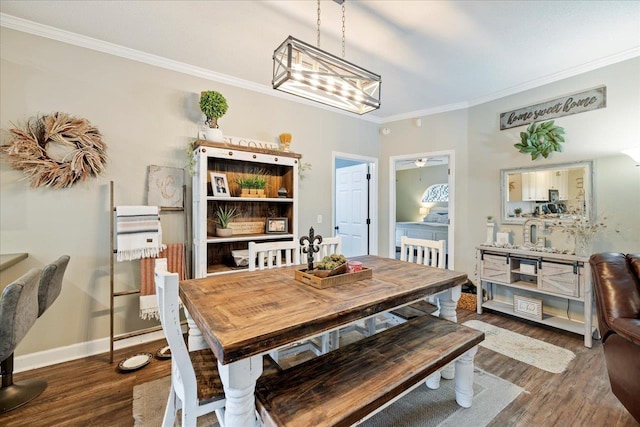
[335,163,369,257]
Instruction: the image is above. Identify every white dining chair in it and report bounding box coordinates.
[368,236,447,334]
[311,235,342,262]
[248,240,333,359]
[154,259,226,427]
[399,236,446,268]
[248,240,300,271]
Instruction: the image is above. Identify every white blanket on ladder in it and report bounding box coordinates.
[116,206,166,261]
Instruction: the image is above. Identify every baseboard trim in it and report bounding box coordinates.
[14,328,183,373]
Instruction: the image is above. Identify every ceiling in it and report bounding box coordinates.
[1,1,639,122]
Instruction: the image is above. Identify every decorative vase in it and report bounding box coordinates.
[216,227,233,237]
[277,186,287,198]
[279,133,292,152]
[485,222,495,245]
[205,127,224,143]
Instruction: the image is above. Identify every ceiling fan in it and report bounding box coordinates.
[401,157,445,168]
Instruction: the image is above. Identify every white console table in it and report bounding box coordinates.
[476,245,595,348]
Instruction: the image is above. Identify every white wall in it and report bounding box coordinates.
[0,28,379,357]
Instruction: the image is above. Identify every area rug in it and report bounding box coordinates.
[462,320,575,374]
[133,368,522,427]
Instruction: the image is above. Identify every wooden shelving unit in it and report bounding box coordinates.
[192,141,300,278]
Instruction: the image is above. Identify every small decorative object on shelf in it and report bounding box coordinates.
[496,230,511,245]
[210,172,229,197]
[214,206,238,237]
[513,294,543,320]
[200,90,228,143]
[300,227,322,271]
[266,217,288,234]
[279,133,292,152]
[277,186,288,198]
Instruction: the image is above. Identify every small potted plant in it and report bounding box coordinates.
[235,176,253,197]
[514,208,522,217]
[200,90,228,143]
[251,172,267,197]
[213,206,238,237]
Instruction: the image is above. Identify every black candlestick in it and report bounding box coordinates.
[300,227,322,271]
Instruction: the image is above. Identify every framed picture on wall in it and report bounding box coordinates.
[266,217,288,234]
[549,189,559,203]
[210,173,229,197]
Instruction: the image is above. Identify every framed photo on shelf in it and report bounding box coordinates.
[210,172,229,197]
[548,189,559,203]
[266,217,288,234]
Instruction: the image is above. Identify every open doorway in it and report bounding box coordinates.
[332,152,379,257]
[389,151,455,269]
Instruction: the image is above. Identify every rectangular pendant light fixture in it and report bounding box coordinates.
[273,36,381,115]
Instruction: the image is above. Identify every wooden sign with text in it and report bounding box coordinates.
[500,86,606,130]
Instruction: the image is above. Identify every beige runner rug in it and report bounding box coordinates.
[462,320,575,373]
[133,368,522,427]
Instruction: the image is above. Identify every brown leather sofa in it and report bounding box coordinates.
[590,253,640,422]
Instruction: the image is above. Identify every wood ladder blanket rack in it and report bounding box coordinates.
[108,180,188,363]
[255,314,484,427]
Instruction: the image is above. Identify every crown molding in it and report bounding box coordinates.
[380,101,470,124]
[467,47,640,108]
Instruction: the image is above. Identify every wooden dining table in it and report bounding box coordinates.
[179,255,467,427]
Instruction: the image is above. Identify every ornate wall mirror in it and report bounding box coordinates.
[500,160,594,225]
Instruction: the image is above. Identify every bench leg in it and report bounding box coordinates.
[454,346,478,408]
[218,356,263,427]
[184,307,208,351]
[425,372,441,389]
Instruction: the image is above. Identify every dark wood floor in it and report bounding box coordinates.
[1,309,637,426]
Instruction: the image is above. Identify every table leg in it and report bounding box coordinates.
[437,286,461,379]
[218,355,263,427]
[454,346,478,408]
[183,307,208,351]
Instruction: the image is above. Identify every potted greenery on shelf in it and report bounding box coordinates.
[200,90,228,143]
[213,206,238,237]
[235,170,268,198]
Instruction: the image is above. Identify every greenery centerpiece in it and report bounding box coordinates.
[314,254,348,277]
[200,90,228,142]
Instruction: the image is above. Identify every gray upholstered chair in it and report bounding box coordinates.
[0,269,45,413]
[37,255,70,317]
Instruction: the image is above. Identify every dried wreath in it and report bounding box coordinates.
[1,112,107,189]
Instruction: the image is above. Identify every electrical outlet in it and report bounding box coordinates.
[317,214,323,223]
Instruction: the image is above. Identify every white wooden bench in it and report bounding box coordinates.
[255,314,484,427]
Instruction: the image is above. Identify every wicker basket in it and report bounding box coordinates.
[457,293,477,311]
